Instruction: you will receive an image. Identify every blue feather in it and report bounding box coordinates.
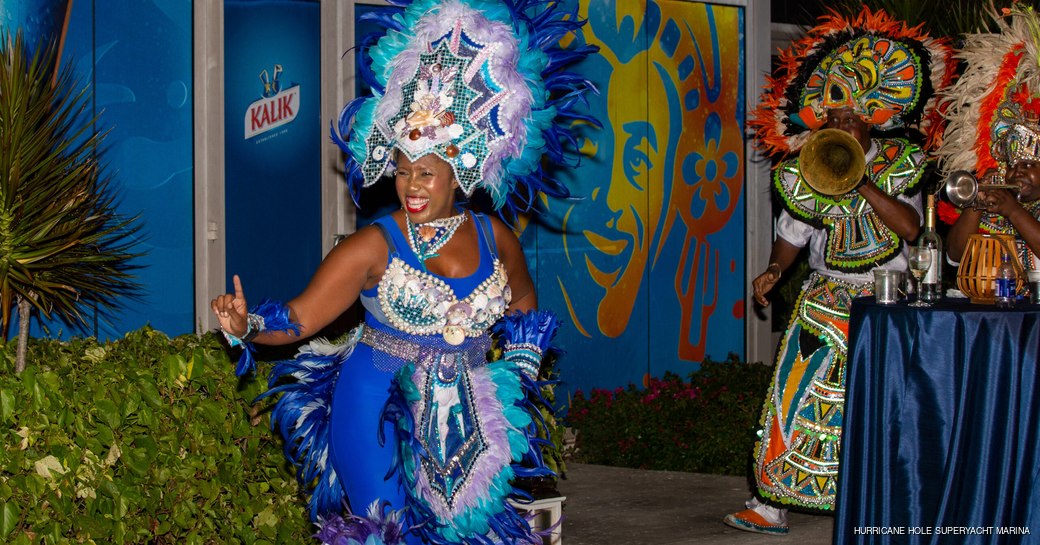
[330,96,372,207]
[256,338,355,520]
[235,348,257,378]
[354,32,387,95]
[252,299,297,332]
[493,309,561,353]
[233,299,300,376]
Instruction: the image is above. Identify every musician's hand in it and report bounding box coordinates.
[977,187,1021,218]
[752,265,782,307]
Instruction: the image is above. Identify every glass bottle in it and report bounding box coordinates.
[995,252,1017,309]
[919,194,943,303]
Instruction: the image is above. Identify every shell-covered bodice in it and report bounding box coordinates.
[362,212,511,345]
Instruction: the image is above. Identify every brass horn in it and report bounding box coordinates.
[943,170,1021,209]
[799,128,866,195]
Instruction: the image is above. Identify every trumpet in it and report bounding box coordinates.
[800,128,866,196]
[943,170,1021,209]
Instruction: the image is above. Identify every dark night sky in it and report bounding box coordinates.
[768,0,1040,28]
[770,0,821,25]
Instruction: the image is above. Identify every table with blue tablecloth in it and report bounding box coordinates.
[836,298,1040,544]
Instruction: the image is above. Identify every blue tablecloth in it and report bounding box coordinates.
[836,298,1040,544]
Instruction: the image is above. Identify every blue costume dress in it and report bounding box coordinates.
[263,211,557,545]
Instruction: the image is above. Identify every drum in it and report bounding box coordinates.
[956,233,1025,304]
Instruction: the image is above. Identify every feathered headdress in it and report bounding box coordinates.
[750,6,956,159]
[937,4,1040,180]
[331,0,598,218]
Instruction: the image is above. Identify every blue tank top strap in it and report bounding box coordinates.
[361,216,400,300]
[473,211,497,257]
[372,215,401,258]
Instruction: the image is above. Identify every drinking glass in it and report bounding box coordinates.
[908,247,933,307]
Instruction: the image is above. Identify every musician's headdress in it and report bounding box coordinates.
[938,4,1040,180]
[750,6,956,159]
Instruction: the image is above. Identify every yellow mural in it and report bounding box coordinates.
[551,0,745,367]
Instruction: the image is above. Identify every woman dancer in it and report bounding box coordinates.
[211,1,596,543]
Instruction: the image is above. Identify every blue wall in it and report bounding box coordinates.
[11,1,195,339]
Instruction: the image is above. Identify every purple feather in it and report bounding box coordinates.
[314,501,409,545]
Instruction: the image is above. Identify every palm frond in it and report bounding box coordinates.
[0,31,141,338]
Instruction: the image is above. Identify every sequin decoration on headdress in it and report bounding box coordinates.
[749,6,956,159]
[332,0,598,218]
[937,4,1040,182]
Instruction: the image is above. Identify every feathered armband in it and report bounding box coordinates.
[222,299,300,376]
[493,310,561,380]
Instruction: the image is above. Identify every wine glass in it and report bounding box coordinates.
[908,247,933,307]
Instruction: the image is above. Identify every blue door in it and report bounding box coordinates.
[223,0,322,303]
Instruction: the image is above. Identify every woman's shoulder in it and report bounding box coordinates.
[352,211,407,242]
[331,219,393,257]
[468,210,507,231]
[371,209,405,229]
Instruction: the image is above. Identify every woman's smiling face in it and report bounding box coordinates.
[394,151,458,223]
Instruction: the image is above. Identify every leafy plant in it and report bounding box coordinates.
[0,328,313,543]
[0,31,140,373]
[536,349,567,479]
[566,354,772,476]
[0,325,571,542]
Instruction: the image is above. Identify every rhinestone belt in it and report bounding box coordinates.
[359,325,490,369]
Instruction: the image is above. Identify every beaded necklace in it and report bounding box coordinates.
[406,212,468,269]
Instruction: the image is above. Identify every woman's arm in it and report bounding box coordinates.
[211,225,388,345]
[489,216,537,313]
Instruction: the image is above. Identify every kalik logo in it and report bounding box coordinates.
[245,64,300,139]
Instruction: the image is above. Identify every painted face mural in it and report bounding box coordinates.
[539,0,745,391]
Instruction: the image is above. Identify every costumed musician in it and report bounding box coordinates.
[939,5,1040,272]
[724,7,955,535]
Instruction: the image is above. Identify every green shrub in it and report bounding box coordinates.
[566,354,773,476]
[0,327,312,544]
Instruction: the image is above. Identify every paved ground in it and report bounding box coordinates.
[556,463,834,545]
